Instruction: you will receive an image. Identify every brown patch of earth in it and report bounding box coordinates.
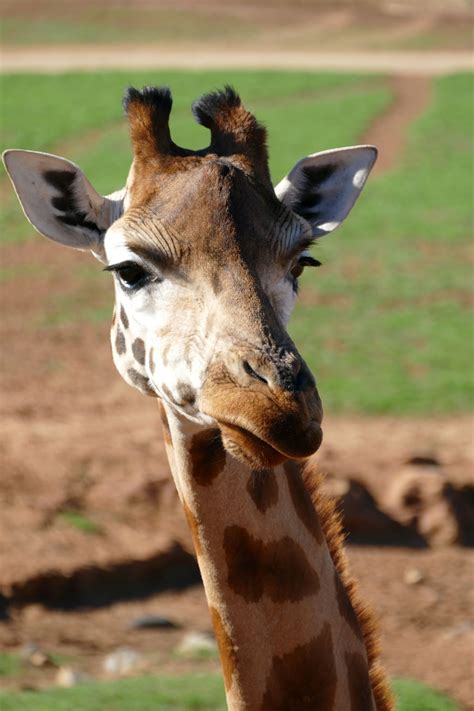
[361,75,432,175]
[2,47,473,75]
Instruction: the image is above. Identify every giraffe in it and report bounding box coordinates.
[3,86,393,710]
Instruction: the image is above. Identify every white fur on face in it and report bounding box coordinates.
[104,221,306,422]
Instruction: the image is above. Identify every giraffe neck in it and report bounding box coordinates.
[160,403,376,711]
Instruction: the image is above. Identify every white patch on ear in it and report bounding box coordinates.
[275,145,377,238]
[2,149,124,261]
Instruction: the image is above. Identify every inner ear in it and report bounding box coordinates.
[275,146,377,238]
[2,149,114,257]
[43,168,104,234]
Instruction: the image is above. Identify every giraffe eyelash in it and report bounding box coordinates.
[104,260,156,290]
[299,256,322,268]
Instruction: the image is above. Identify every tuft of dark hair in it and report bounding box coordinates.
[123,86,173,117]
[191,85,241,128]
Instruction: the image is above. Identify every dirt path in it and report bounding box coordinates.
[361,75,433,174]
[1,47,472,74]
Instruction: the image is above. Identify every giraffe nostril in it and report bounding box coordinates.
[288,356,301,377]
[243,360,268,385]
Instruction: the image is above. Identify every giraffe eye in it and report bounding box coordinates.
[105,261,152,290]
[289,255,322,292]
[291,262,305,280]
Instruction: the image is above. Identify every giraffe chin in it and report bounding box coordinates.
[219,421,321,470]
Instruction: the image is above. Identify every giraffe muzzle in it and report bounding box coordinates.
[200,361,323,469]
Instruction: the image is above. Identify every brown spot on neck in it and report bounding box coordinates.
[247,469,278,513]
[189,429,226,486]
[224,525,319,603]
[301,468,394,710]
[345,651,375,711]
[261,622,337,710]
[209,607,237,692]
[284,461,323,544]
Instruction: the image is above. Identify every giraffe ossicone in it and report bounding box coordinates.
[3,85,393,710]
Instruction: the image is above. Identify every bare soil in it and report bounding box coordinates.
[2,47,473,75]
[1,66,473,708]
[361,75,432,175]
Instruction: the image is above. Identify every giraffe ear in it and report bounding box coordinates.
[2,149,123,260]
[275,145,377,238]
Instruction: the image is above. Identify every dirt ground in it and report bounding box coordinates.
[2,47,473,75]
[1,62,473,709]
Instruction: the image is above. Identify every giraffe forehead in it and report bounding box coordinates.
[108,164,305,271]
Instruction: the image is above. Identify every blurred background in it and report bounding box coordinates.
[0,1,473,709]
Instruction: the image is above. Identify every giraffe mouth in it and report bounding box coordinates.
[200,363,323,468]
[218,420,323,470]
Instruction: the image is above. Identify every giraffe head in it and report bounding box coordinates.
[3,86,376,469]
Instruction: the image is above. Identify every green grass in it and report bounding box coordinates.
[0,652,21,678]
[57,511,102,535]
[0,673,227,711]
[392,678,462,711]
[0,674,462,710]
[1,70,472,414]
[0,71,387,244]
[0,71,385,172]
[291,72,474,414]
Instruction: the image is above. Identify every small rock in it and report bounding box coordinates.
[55,666,91,688]
[20,642,40,661]
[21,605,44,624]
[404,567,424,585]
[30,650,50,667]
[128,614,179,630]
[20,643,54,668]
[103,647,143,676]
[175,631,218,659]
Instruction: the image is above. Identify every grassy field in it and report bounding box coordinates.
[1,70,472,414]
[0,673,462,710]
